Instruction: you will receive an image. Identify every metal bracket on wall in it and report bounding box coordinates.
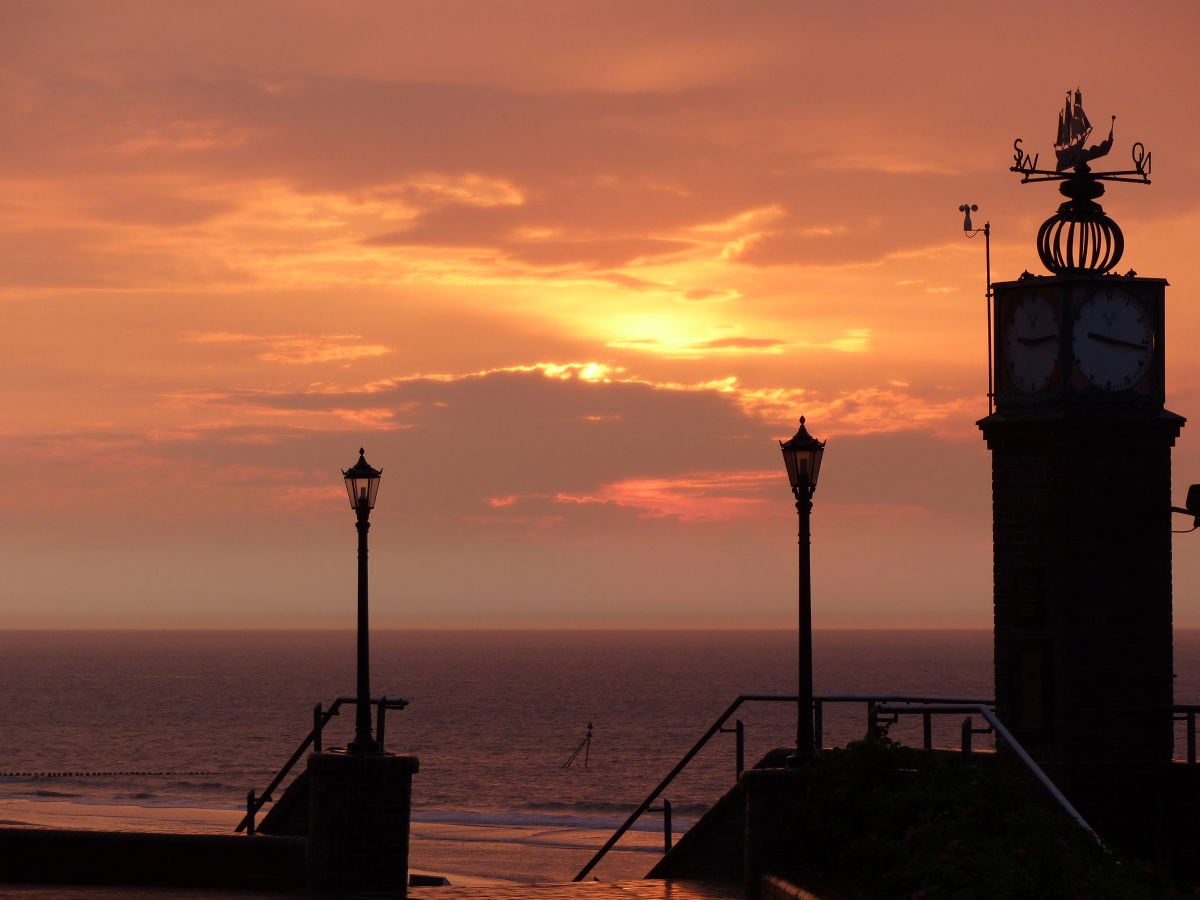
[1170,483,1200,533]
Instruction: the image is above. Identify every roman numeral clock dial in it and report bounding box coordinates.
[1071,289,1153,391]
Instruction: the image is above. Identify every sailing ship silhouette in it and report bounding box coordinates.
[1055,88,1115,172]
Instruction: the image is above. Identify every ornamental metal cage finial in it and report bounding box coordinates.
[1010,88,1151,276]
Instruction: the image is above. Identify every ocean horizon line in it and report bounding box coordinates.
[0,624,1011,633]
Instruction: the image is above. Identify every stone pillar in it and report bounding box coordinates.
[307,751,419,895]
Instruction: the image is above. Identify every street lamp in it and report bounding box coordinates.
[779,417,825,762]
[343,448,383,753]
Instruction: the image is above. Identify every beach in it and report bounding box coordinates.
[0,798,659,885]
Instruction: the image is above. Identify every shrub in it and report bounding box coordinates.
[782,731,1182,899]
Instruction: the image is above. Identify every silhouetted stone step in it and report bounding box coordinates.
[256,769,309,836]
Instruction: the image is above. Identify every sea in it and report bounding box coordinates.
[2,629,1199,884]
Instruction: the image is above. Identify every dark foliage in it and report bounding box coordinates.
[782,731,1189,899]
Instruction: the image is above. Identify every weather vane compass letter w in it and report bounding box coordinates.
[1011,88,1151,275]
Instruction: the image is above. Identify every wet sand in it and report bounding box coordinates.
[0,799,659,886]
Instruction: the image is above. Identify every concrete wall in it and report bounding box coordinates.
[0,827,305,891]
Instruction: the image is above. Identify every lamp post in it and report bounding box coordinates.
[343,448,383,753]
[779,417,825,763]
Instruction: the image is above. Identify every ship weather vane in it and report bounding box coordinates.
[1011,88,1151,275]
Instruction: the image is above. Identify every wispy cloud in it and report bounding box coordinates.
[184,332,392,364]
[556,469,779,523]
[487,469,779,525]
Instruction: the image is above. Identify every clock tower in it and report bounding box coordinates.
[979,90,1183,849]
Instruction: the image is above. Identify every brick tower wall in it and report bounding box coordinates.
[982,412,1181,844]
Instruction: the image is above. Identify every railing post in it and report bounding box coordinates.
[867,699,878,736]
[246,790,256,836]
[1189,711,1196,765]
[814,700,824,749]
[923,710,933,751]
[314,703,323,754]
[735,720,745,777]
[961,717,973,755]
[719,718,747,778]
[647,800,674,854]
[377,696,387,751]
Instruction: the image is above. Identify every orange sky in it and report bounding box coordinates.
[4,2,1200,629]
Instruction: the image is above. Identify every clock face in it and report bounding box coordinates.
[1004,294,1059,392]
[1071,289,1153,391]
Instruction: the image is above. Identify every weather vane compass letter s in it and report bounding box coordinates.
[1011,88,1151,275]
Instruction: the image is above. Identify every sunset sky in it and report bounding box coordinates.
[5,2,1200,629]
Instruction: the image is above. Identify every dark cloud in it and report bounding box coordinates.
[191,367,768,489]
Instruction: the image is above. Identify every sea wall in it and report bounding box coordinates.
[0,827,305,891]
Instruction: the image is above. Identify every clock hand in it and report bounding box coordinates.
[1087,331,1149,351]
[1016,334,1058,346]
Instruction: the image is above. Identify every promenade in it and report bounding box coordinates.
[0,879,744,900]
[408,880,741,900]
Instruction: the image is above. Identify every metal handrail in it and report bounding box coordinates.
[573,693,787,881]
[875,702,1107,853]
[815,694,996,748]
[236,694,408,834]
[572,692,992,881]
